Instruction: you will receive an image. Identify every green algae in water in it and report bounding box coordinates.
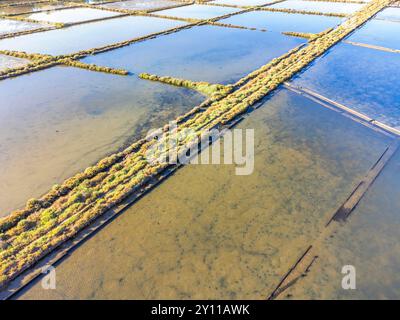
[291,42,400,129]
[348,19,400,50]
[0,16,186,55]
[0,66,204,217]
[283,149,400,300]
[269,0,365,14]
[24,7,121,24]
[16,88,392,300]
[81,24,306,84]
[219,10,343,34]
[154,3,239,19]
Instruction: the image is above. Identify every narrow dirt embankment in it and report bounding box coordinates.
[0,0,393,294]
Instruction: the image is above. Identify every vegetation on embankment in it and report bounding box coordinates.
[61,59,129,75]
[0,0,392,290]
[282,28,333,41]
[256,7,349,17]
[282,31,316,40]
[3,14,65,28]
[0,6,252,81]
[139,72,232,98]
[0,26,54,40]
[0,50,128,79]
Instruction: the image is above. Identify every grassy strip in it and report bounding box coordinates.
[61,59,129,75]
[282,28,333,41]
[256,6,349,17]
[0,50,128,78]
[209,21,265,31]
[139,72,232,98]
[2,14,65,28]
[0,26,55,39]
[0,0,391,290]
[282,31,316,40]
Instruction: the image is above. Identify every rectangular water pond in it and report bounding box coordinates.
[98,0,183,11]
[269,0,365,14]
[0,2,67,15]
[219,10,343,33]
[0,53,29,71]
[81,24,306,84]
[0,17,46,36]
[0,16,186,55]
[17,88,392,300]
[23,7,121,24]
[283,148,400,299]
[290,42,400,130]
[347,19,400,51]
[0,66,204,217]
[211,0,277,6]
[375,7,400,22]
[154,3,239,19]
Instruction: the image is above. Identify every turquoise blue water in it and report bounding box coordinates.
[219,10,343,33]
[291,42,400,129]
[348,19,400,50]
[82,25,305,84]
[0,16,186,55]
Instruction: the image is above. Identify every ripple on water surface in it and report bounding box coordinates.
[17,88,392,299]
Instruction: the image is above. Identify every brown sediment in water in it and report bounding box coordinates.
[0,0,393,292]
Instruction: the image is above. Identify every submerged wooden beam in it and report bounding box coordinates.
[0,0,394,296]
[344,40,400,53]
